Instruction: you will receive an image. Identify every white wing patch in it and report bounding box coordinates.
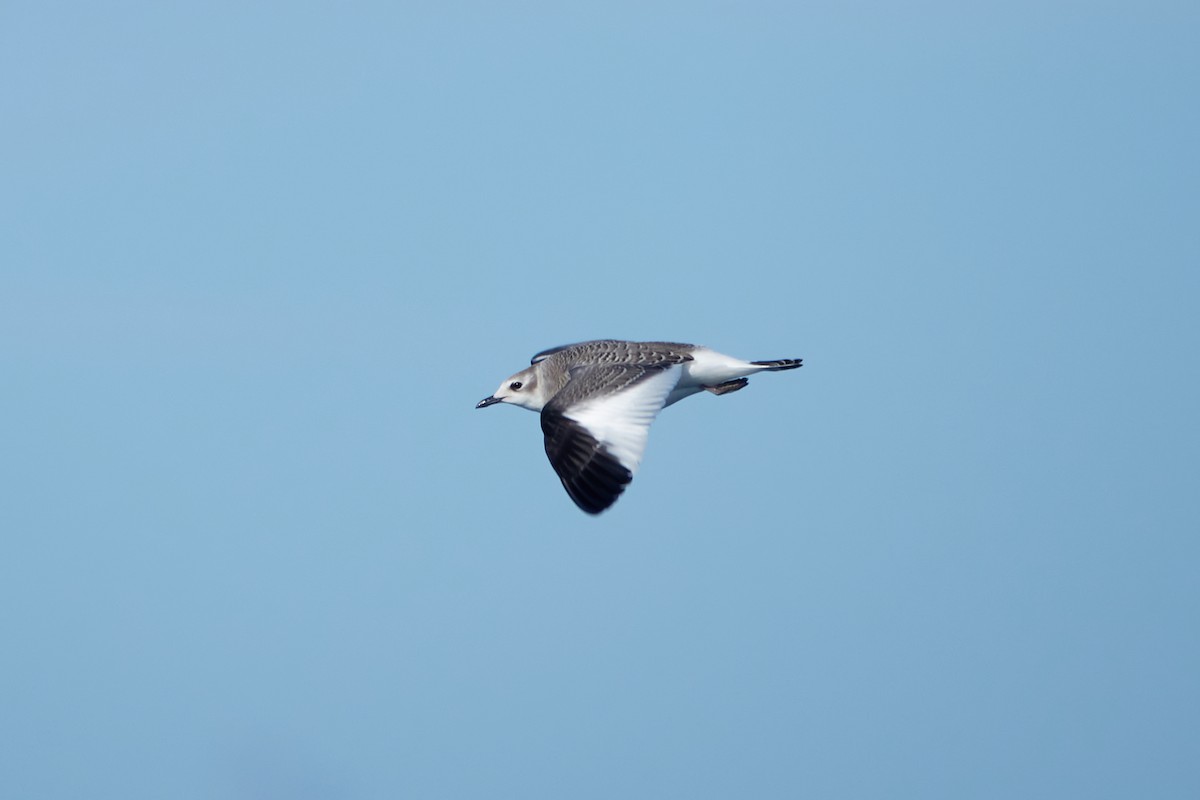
[564,365,682,475]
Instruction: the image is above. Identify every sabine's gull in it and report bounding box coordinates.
[477,339,803,514]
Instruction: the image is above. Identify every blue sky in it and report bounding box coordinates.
[2,2,1198,798]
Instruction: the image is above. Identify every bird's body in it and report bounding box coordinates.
[477,339,802,514]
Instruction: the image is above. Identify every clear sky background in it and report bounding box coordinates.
[3,2,1198,798]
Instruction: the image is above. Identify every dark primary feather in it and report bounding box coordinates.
[538,363,675,514]
[540,410,632,514]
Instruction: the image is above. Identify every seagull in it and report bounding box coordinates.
[476,339,803,514]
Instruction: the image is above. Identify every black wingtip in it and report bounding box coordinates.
[541,410,633,514]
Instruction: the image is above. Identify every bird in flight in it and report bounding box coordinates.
[476,339,803,514]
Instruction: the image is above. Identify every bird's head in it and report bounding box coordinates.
[476,366,545,411]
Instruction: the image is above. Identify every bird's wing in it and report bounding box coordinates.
[540,363,682,514]
[531,342,581,364]
[531,340,695,366]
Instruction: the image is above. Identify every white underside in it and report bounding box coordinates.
[562,350,770,473]
[665,348,762,407]
[564,365,682,474]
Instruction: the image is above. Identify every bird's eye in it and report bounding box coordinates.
[509,381,523,390]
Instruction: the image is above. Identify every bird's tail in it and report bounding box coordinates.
[750,358,803,371]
